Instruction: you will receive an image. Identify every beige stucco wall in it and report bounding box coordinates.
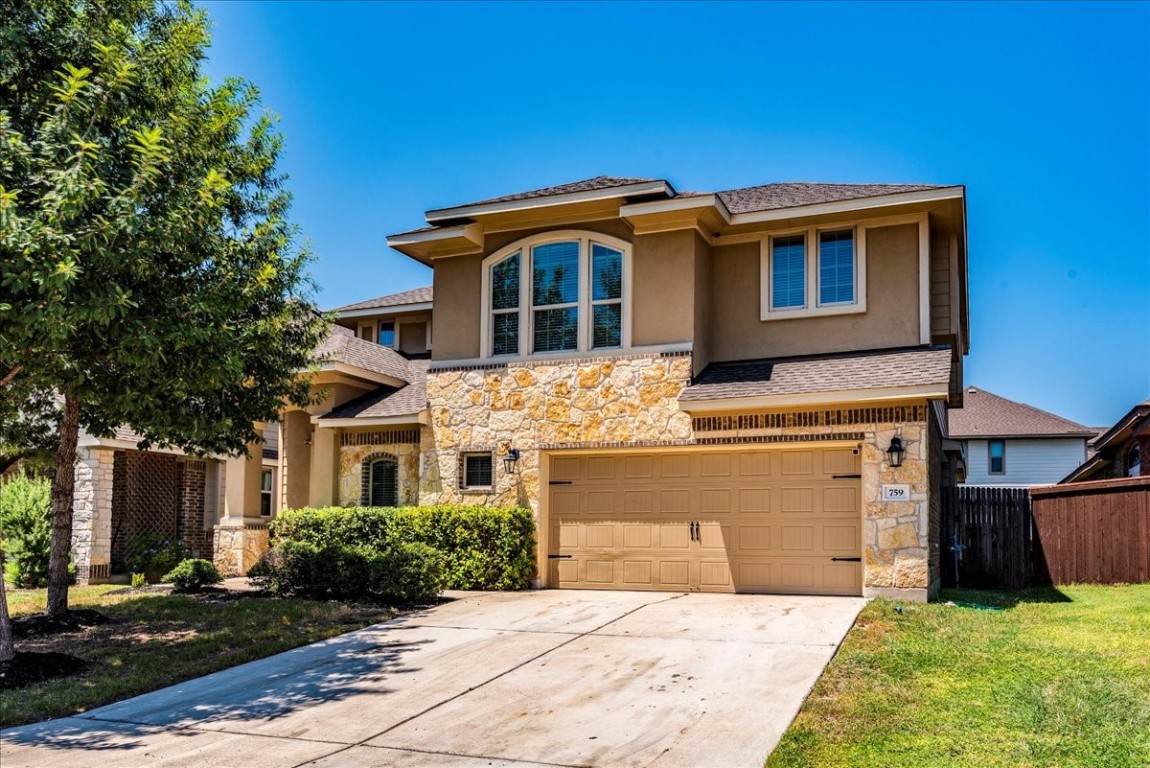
[692,231,712,375]
[708,222,921,361]
[432,252,483,360]
[631,230,696,347]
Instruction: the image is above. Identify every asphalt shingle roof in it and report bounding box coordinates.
[948,387,1095,438]
[319,360,429,420]
[680,346,953,402]
[312,328,413,383]
[716,182,946,215]
[454,176,661,208]
[334,286,433,313]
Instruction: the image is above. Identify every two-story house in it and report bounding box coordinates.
[949,386,1095,486]
[228,176,965,603]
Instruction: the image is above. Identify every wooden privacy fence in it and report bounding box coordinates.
[941,486,1033,589]
[1030,476,1150,585]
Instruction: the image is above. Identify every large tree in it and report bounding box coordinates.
[0,0,328,632]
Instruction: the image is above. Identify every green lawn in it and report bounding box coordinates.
[1,585,399,728]
[768,584,1150,768]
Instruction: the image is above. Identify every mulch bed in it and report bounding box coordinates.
[0,651,89,690]
[11,608,111,639]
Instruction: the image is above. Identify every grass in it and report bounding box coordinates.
[767,584,1150,768]
[1,584,399,728]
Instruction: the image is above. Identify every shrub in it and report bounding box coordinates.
[0,473,53,587]
[251,539,444,603]
[131,572,147,589]
[126,534,191,582]
[164,558,223,592]
[270,505,535,590]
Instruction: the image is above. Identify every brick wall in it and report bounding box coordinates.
[176,459,212,559]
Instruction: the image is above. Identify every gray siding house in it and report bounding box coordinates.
[949,387,1094,487]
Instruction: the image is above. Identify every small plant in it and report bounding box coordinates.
[131,572,147,589]
[0,472,52,587]
[163,558,222,592]
[125,533,191,583]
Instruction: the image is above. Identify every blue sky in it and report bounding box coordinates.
[201,1,1149,428]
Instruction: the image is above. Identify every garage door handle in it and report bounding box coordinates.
[548,554,573,559]
[831,557,862,562]
[832,474,861,479]
[549,480,573,485]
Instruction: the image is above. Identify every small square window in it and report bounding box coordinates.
[461,453,493,489]
[988,440,1006,475]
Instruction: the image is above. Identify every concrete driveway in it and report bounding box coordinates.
[1,590,863,768]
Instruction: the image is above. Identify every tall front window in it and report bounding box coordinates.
[485,232,629,357]
[771,234,806,310]
[818,230,855,305]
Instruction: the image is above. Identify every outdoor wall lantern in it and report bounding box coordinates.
[886,436,906,468]
[503,448,521,474]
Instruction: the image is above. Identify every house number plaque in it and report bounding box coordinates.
[881,484,910,501]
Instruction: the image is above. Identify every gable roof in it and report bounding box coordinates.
[312,325,413,383]
[317,360,429,422]
[680,346,953,405]
[716,182,947,215]
[947,387,1095,439]
[333,286,432,314]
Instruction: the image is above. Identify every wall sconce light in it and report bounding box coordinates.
[886,436,906,468]
[503,448,521,474]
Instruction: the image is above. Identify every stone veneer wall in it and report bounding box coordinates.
[421,353,696,509]
[212,524,268,577]
[337,429,421,507]
[71,448,115,583]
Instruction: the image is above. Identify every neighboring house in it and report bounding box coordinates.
[947,386,1095,487]
[70,175,971,602]
[1062,399,1150,482]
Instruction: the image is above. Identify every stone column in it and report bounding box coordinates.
[71,448,115,583]
[308,426,340,507]
[212,423,270,576]
[282,409,313,511]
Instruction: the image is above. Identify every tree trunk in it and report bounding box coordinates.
[46,393,81,617]
[0,577,13,663]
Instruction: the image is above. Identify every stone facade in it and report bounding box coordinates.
[212,523,269,577]
[71,448,115,583]
[338,437,420,507]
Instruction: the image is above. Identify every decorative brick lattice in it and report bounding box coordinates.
[110,451,179,572]
[692,406,927,434]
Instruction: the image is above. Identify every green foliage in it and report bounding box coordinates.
[252,539,444,603]
[0,473,52,587]
[163,558,221,592]
[0,0,329,458]
[270,505,537,590]
[125,534,190,581]
[130,572,146,589]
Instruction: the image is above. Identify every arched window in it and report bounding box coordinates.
[481,231,630,358]
[360,454,398,507]
[1129,443,1141,478]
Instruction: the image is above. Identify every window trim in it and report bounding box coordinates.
[260,467,275,517]
[480,230,632,359]
[760,224,866,320]
[988,439,1006,475]
[459,451,495,491]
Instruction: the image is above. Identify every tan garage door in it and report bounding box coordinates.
[547,447,862,595]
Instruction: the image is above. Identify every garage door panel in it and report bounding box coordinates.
[549,448,860,596]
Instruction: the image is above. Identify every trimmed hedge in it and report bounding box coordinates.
[164,558,223,592]
[268,505,536,591]
[252,540,444,602]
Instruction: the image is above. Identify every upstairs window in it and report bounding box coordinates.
[761,226,865,320]
[483,232,630,358]
[379,321,396,348]
[988,440,1006,475]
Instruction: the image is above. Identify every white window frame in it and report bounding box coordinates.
[760,225,866,320]
[480,230,632,359]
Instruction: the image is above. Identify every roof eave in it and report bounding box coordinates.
[312,410,429,428]
[337,301,433,319]
[679,383,951,414]
[423,180,674,224]
[728,186,966,225]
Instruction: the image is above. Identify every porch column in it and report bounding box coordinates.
[282,409,312,511]
[212,422,270,576]
[308,425,340,508]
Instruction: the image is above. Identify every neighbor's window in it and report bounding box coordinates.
[260,468,274,516]
[988,440,1006,475]
[1129,444,1141,478]
[461,453,493,490]
[379,321,395,347]
[484,233,629,357]
[357,323,375,343]
[762,226,864,319]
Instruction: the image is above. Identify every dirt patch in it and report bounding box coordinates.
[103,584,173,597]
[12,609,111,639]
[0,651,89,690]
